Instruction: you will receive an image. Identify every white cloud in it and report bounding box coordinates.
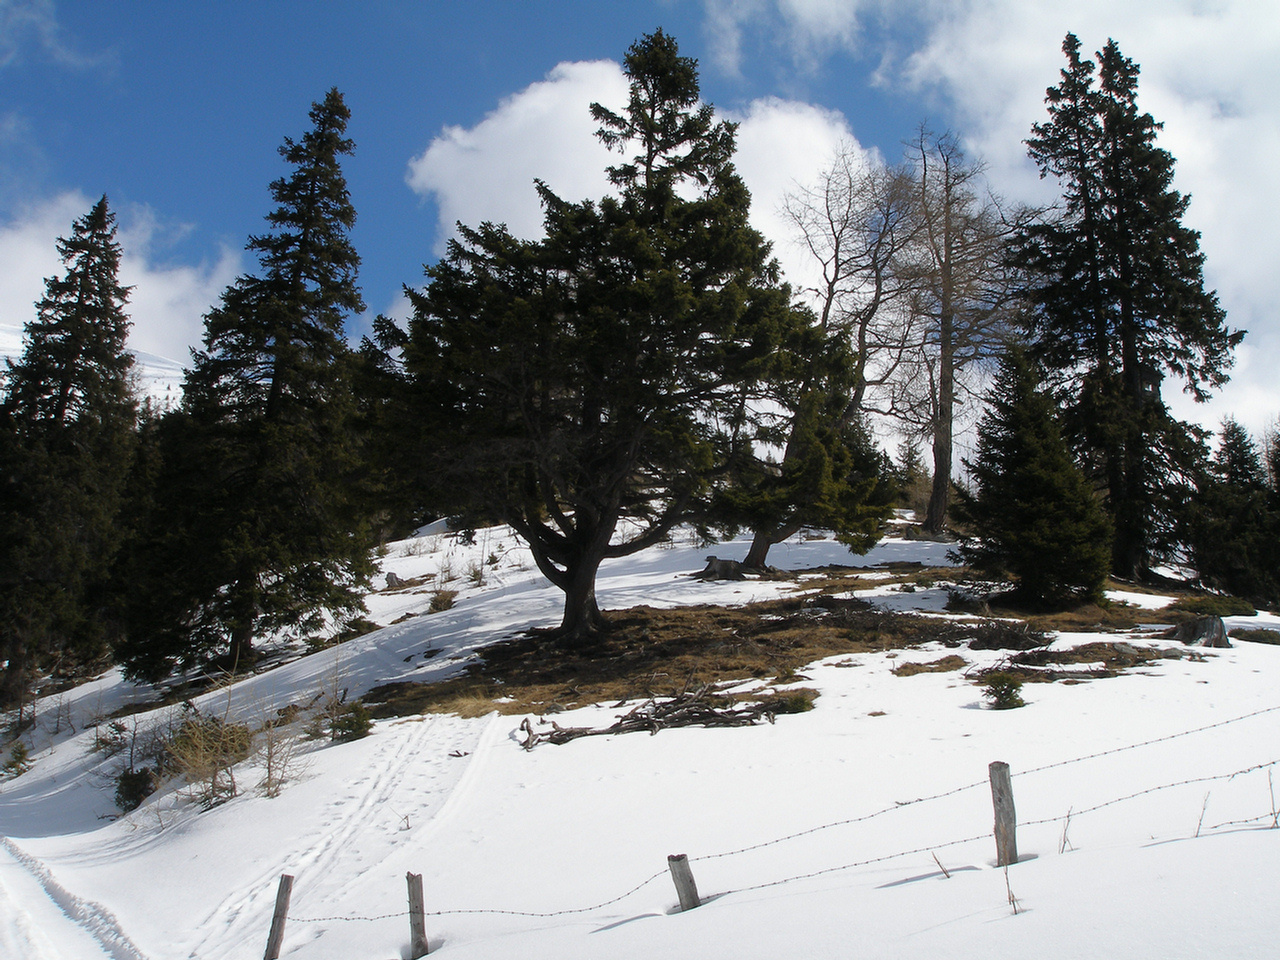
[406,60,628,250]
[405,59,860,298]
[0,191,240,365]
[728,97,866,288]
[0,0,106,70]
[699,0,1280,433]
[704,0,891,73]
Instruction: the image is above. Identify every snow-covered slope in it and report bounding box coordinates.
[1,321,185,409]
[1,528,1278,959]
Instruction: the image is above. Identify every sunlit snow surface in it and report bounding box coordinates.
[2,526,1278,959]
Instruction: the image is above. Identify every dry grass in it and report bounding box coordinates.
[977,641,1180,685]
[892,655,968,677]
[365,596,972,719]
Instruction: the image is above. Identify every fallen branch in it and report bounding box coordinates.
[519,686,776,749]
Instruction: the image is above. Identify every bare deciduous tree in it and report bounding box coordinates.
[782,144,921,418]
[898,130,1029,534]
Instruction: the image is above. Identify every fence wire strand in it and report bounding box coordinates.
[1017,704,1280,778]
[1020,757,1280,828]
[280,703,1280,925]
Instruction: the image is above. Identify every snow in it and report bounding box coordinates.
[2,528,1279,959]
[1,322,185,410]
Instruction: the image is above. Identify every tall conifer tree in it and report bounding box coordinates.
[116,90,373,680]
[1012,35,1242,579]
[406,31,814,642]
[0,197,136,705]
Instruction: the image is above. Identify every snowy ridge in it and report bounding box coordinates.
[0,837,148,960]
[0,321,185,409]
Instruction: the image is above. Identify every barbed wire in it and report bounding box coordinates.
[1016,704,1280,779]
[281,706,1280,926]
[715,831,991,899]
[695,704,1280,865]
[692,777,988,863]
[289,910,407,923]
[1019,757,1280,828]
[289,869,669,923]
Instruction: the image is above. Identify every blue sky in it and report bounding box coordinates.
[2,0,1277,435]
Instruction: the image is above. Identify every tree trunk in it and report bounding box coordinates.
[0,642,29,711]
[743,529,775,569]
[925,275,955,535]
[925,413,952,534]
[227,572,258,668]
[557,552,604,646]
[744,520,804,569]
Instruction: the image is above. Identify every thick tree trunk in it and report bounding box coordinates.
[557,551,605,646]
[227,572,258,668]
[1111,295,1149,581]
[743,520,804,569]
[0,642,29,711]
[925,419,952,534]
[743,530,774,569]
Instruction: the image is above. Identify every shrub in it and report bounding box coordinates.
[1172,595,1256,618]
[760,689,818,715]
[981,672,1026,710]
[1230,628,1280,645]
[429,589,457,612]
[94,719,129,755]
[2,741,32,778]
[330,701,373,742]
[114,767,159,811]
[166,706,253,807]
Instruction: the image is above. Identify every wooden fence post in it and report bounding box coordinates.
[667,854,701,911]
[264,874,293,960]
[989,761,1018,867]
[407,871,429,958]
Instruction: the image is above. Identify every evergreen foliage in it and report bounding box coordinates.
[1011,34,1242,579]
[404,31,817,641]
[0,197,136,706]
[115,90,374,681]
[1182,419,1280,607]
[722,378,891,568]
[953,347,1111,607]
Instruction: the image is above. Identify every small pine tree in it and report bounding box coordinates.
[0,197,137,705]
[953,346,1111,607]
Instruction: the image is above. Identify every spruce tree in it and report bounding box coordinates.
[953,346,1111,608]
[1182,419,1280,606]
[725,377,890,569]
[116,90,373,680]
[0,197,136,705]
[1011,35,1242,579]
[405,31,815,642]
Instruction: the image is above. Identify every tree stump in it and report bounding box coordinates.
[1166,616,1230,648]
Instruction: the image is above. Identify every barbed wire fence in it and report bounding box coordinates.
[264,702,1280,958]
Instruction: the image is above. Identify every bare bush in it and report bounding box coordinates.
[166,703,252,807]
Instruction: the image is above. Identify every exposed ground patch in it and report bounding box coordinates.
[365,596,1031,718]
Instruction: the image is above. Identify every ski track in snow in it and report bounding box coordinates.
[183,712,496,959]
[0,836,147,960]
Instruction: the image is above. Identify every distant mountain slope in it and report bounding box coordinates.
[0,321,186,409]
